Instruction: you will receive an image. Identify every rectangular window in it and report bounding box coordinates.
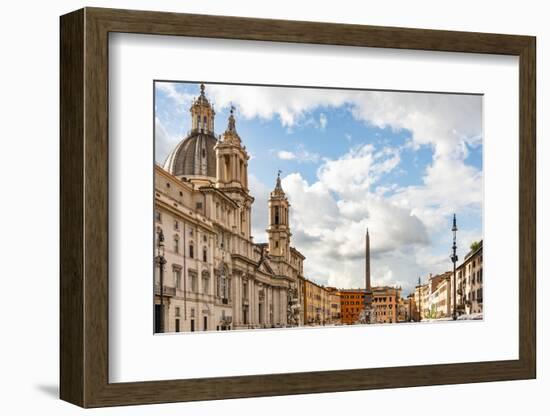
[173,268,181,289]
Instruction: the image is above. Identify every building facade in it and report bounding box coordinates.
[413,272,452,320]
[303,279,331,325]
[154,85,305,332]
[453,241,483,316]
[430,274,452,319]
[326,287,342,324]
[340,289,365,324]
[371,286,402,324]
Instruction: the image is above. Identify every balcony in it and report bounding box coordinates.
[154,284,176,297]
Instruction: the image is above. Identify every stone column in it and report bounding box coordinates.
[281,287,287,325]
[252,282,258,326]
[233,272,240,326]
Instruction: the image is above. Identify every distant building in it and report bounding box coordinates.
[326,287,342,324]
[414,272,451,320]
[339,289,365,324]
[405,294,418,322]
[371,286,402,324]
[303,278,331,325]
[398,296,412,322]
[430,273,452,318]
[454,241,483,316]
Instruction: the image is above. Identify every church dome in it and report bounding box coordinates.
[163,131,217,178]
[163,83,218,179]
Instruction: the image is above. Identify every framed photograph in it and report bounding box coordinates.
[60,7,536,408]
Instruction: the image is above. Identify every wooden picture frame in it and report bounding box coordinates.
[60,7,536,408]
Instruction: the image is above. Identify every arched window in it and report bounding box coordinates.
[189,242,194,258]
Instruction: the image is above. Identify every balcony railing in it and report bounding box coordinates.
[154,284,176,297]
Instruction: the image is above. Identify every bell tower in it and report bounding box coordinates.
[267,171,291,259]
[214,106,253,239]
[215,106,249,191]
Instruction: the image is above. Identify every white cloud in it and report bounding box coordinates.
[248,174,270,242]
[155,117,180,164]
[204,84,482,163]
[275,145,321,163]
[262,135,480,295]
[317,143,400,199]
[206,83,350,127]
[391,156,482,231]
[156,83,195,111]
[276,150,296,160]
[275,144,433,293]
[319,113,328,130]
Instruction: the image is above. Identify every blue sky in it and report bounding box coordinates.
[155,82,483,295]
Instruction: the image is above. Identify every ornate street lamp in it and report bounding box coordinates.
[156,228,167,332]
[450,214,459,321]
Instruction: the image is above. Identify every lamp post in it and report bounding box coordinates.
[450,214,458,321]
[156,228,167,333]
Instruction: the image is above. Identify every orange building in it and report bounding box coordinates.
[339,289,366,324]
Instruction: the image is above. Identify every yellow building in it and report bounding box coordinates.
[303,279,331,325]
[326,287,342,324]
[454,241,483,316]
[413,272,452,320]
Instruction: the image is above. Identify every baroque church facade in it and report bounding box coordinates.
[154,84,305,332]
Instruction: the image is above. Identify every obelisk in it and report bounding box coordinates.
[364,228,373,322]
